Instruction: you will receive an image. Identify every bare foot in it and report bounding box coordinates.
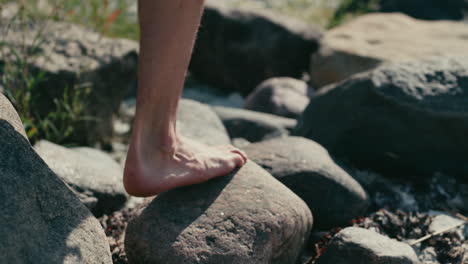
[124,136,248,197]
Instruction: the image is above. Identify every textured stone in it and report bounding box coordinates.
[213,106,297,142]
[316,227,420,264]
[125,161,313,264]
[311,13,468,87]
[177,99,231,146]
[244,77,313,119]
[0,93,27,140]
[297,57,468,179]
[0,120,112,264]
[34,140,128,216]
[190,1,321,95]
[244,137,369,228]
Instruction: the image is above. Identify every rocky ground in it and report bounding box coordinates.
[1,1,468,264]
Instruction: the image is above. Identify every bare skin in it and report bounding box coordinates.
[124,0,247,197]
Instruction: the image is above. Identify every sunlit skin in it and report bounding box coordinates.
[123,0,247,197]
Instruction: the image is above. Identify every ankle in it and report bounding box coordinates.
[131,123,178,154]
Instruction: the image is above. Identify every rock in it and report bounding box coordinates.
[0,20,138,145]
[125,161,313,264]
[379,0,468,21]
[213,106,297,142]
[0,120,112,263]
[316,227,420,264]
[417,247,439,264]
[177,99,231,146]
[297,57,468,179]
[244,77,313,119]
[243,137,369,228]
[190,1,322,95]
[34,140,128,216]
[231,137,251,149]
[428,212,466,240]
[0,93,27,140]
[310,13,468,87]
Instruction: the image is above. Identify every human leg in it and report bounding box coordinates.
[124,0,247,197]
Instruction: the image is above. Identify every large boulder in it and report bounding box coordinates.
[296,57,468,179]
[177,99,231,146]
[311,13,468,87]
[316,227,420,264]
[213,106,297,142]
[243,137,369,228]
[0,101,112,263]
[190,1,322,95]
[125,161,313,264]
[34,140,128,216]
[244,77,313,119]
[0,19,138,145]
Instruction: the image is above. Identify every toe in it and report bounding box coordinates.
[219,145,248,163]
[230,149,248,164]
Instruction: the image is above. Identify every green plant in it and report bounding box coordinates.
[328,0,379,28]
[0,2,92,145]
[1,0,139,39]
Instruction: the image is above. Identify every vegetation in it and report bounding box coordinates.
[0,1,92,145]
[328,0,378,28]
[0,0,138,39]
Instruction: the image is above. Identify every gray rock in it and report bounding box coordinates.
[190,1,321,95]
[244,77,313,119]
[213,106,297,142]
[417,247,439,264]
[177,99,231,146]
[231,137,251,149]
[428,212,466,240]
[316,227,420,264]
[0,93,27,140]
[34,140,128,216]
[297,57,468,179]
[0,120,112,263]
[125,161,313,264]
[0,20,138,145]
[243,136,369,228]
[311,14,468,87]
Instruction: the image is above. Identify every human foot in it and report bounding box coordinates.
[123,136,248,197]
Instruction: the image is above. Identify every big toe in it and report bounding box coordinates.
[219,145,248,163]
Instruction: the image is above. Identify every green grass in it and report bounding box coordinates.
[328,0,379,28]
[0,1,93,145]
[1,0,139,39]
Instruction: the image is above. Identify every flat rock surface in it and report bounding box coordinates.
[213,106,297,142]
[0,120,112,264]
[311,13,468,87]
[316,227,420,264]
[243,136,369,228]
[244,77,313,119]
[34,140,128,216]
[297,57,468,179]
[125,161,313,264]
